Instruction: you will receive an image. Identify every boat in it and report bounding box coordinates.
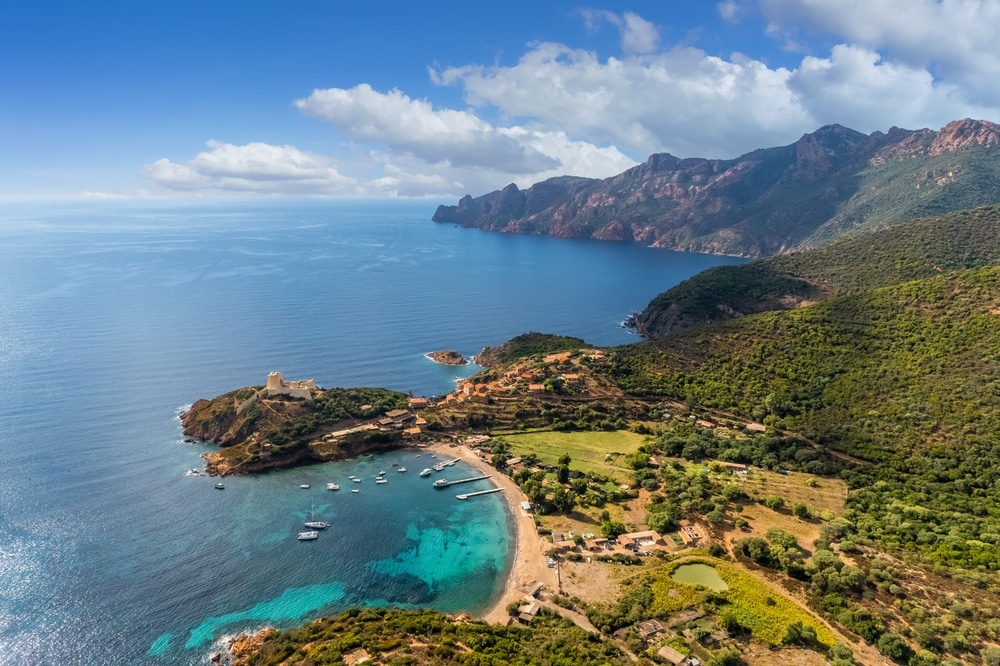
[304,503,329,529]
[375,478,387,484]
[327,483,340,491]
[398,467,407,473]
[420,468,432,477]
[214,482,225,489]
[347,475,356,480]
[351,489,359,493]
[187,468,201,476]
[352,478,361,483]
[392,462,398,467]
[433,478,450,488]
[297,531,319,540]
[300,484,310,489]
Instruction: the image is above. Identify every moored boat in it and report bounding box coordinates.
[297,531,319,540]
[420,468,432,477]
[327,483,340,491]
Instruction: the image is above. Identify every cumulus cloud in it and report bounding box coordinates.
[295,84,558,173]
[789,44,989,130]
[435,42,810,158]
[142,141,359,195]
[760,0,1000,104]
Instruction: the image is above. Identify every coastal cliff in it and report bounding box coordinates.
[434,119,1000,258]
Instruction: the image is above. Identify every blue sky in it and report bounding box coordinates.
[2,0,998,199]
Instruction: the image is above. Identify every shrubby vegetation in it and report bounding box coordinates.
[613,266,1000,570]
[241,607,631,665]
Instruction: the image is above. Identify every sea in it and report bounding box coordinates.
[0,200,742,664]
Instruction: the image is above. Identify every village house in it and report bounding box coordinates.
[679,525,702,546]
[561,373,581,384]
[618,530,663,552]
[528,383,546,394]
[402,427,422,439]
[657,645,686,665]
[637,619,664,641]
[385,409,415,425]
[407,396,428,409]
[695,419,716,428]
[516,602,540,624]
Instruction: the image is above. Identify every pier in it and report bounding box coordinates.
[456,487,504,500]
[433,474,491,488]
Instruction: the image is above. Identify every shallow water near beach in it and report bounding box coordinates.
[0,200,742,663]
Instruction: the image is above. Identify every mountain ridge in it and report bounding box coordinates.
[433,119,1000,257]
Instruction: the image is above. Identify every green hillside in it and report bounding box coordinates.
[635,204,1000,336]
[613,266,1000,570]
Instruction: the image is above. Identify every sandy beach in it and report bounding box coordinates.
[421,440,558,624]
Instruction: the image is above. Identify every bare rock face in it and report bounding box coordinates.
[433,119,1000,258]
[426,350,468,365]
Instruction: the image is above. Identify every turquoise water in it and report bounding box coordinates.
[0,200,742,663]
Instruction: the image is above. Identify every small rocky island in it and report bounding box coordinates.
[426,350,468,365]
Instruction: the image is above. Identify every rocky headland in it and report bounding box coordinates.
[181,383,415,476]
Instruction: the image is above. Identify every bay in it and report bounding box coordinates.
[0,200,742,664]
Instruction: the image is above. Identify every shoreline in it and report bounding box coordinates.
[420,440,557,624]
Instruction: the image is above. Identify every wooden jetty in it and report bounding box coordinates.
[433,475,491,488]
[456,487,504,500]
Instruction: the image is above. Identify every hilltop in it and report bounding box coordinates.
[434,119,1000,257]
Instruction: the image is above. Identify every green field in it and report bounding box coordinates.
[502,430,647,481]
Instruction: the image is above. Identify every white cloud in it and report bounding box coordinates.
[580,10,660,55]
[789,44,989,130]
[759,0,1000,105]
[142,141,359,195]
[717,1,747,22]
[435,42,810,158]
[295,84,558,173]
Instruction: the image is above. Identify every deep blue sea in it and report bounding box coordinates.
[0,200,742,664]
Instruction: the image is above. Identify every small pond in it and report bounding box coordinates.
[670,563,729,591]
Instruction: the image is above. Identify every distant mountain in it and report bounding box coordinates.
[632,204,1000,336]
[433,119,1000,258]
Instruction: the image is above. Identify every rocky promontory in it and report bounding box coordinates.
[426,350,468,365]
[181,383,412,476]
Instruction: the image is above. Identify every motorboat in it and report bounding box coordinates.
[375,478,387,484]
[420,468,432,477]
[327,483,340,491]
[433,478,449,488]
[214,482,225,489]
[352,478,361,483]
[398,467,406,473]
[297,531,319,540]
[392,462,398,467]
[351,489,359,493]
[299,484,310,489]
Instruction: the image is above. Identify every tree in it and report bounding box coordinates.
[558,453,571,466]
[551,486,576,514]
[827,641,855,664]
[600,520,626,539]
[764,495,785,510]
[876,632,912,663]
[792,503,810,518]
